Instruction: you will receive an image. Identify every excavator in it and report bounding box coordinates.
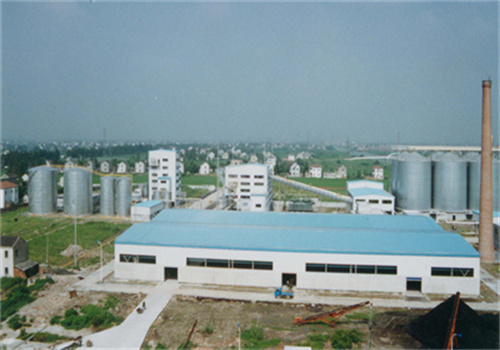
[294,301,370,327]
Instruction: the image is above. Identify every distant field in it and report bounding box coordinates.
[2,207,131,267]
[182,174,217,186]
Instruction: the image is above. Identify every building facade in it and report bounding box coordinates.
[348,180,394,215]
[199,162,210,175]
[0,236,39,278]
[117,162,129,174]
[372,165,384,180]
[148,149,182,207]
[0,181,19,209]
[308,165,322,178]
[100,161,111,174]
[135,161,146,174]
[114,210,480,296]
[225,163,272,212]
[289,162,301,177]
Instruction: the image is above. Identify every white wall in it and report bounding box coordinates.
[114,245,480,296]
[149,150,181,205]
[0,248,14,277]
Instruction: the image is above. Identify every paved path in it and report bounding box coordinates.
[80,280,178,349]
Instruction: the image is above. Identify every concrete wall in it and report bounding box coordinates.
[114,244,480,296]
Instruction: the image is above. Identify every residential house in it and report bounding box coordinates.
[307,164,322,178]
[117,162,129,174]
[199,162,211,175]
[230,159,243,166]
[289,162,301,177]
[372,165,384,180]
[100,161,111,174]
[249,154,259,163]
[0,181,19,209]
[148,149,182,207]
[135,161,146,174]
[0,236,40,278]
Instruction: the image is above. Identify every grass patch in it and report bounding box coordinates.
[181,174,217,186]
[330,329,364,350]
[241,325,281,350]
[1,283,36,321]
[7,314,31,330]
[1,276,25,292]
[18,328,69,343]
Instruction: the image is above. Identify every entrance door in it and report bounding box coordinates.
[406,277,422,292]
[164,267,178,281]
[282,273,296,287]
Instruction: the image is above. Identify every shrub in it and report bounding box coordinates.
[156,343,167,349]
[28,278,55,292]
[203,324,214,335]
[18,329,69,343]
[50,315,62,325]
[104,295,120,310]
[1,288,36,321]
[330,329,364,350]
[0,277,25,292]
[65,308,78,318]
[241,325,264,341]
[7,314,29,330]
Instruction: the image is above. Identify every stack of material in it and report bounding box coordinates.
[408,294,499,349]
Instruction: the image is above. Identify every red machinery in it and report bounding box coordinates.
[294,301,370,327]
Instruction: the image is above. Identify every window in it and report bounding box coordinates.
[356,199,366,203]
[228,174,237,178]
[152,173,158,177]
[356,265,376,274]
[162,166,168,169]
[162,158,169,162]
[327,264,351,273]
[306,263,326,272]
[120,254,138,263]
[241,195,250,199]
[207,259,230,268]
[254,175,264,179]
[453,268,473,277]
[4,268,8,275]
[431,267,452,276]
[254,261,273,270]
[241,175,250,178]
[254,182,264,186]
[187,258,206,267]
[241,182,250,186]
[368,200,379,204]
[255,204,262,208]
[15,250,18,258]
[162,173,168,176]
[382,200,392,204]
[152,180,157,183]
[241,189,250,193]
[233,260,252,269]
[4,251,8,258]
[377,266,397,275]
[138,255,156,264]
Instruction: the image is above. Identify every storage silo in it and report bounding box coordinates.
[100,176,115,216]
[464,153,481,211]
[28,166,57,214]
[395,152,432,211]
[64,167,92,216]
[115,177,131,217]
[432,153,467,212]
[390,154,400,195]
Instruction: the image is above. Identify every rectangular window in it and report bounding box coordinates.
[453,268,473,277]
[241,189,250,193]
[255,204,262,208]
[207,259,230,268]
[377,266,397,275]
[254,175,264,179]
[160,181,166,184]
[152,180,157,183]
[431,267,452,276]
[241,175,250,178]
[4,251,8,258]
[306,263,326,272]
[356,265,376,274]
[241,195,250,199]
[241,182,250,186]
[327,264,351,273]
[162,166,168,169]
[187,258,206,267]
[356,199,366,203]
[162,158,169,162]
[228,174,237,178]
[162,173,168,177]
[4,267,8,275]
[233,260,253,269]
[120,254,138,263]
[254,182,264,186]
[368,200,379,204]
[138,255,156,264]
[382,200,392,204]
[254,261,273,270]
[15,250,18,258]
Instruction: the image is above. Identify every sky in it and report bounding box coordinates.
[1,1,498,145]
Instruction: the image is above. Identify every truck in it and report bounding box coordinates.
[274,287,294,299]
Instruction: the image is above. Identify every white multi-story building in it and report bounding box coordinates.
[225,163,272,212]
[117,162,129,174]
[289,162,301,177]
[100,161,111,174]
[249,154,259,163]
[308,164,322,178]
[135,161,146,174]
[0,181,19,209]
[372,165,384,180]
[148,149,182,207]
[199,162,210,175]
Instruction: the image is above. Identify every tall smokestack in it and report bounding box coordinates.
[479,79,494,263]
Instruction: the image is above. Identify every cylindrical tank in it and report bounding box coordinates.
[115,177,131,217]
[390,154,399,195]
[432,153,467,212]
[28,166,57,214]
[141,184,148,198]
[100,176,115,216]
[395,152,432,211]
[464,153,481,211]
[64,168,92,216]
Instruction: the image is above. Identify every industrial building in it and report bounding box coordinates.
[347,180,394,215]
[114,210,480,296]
[131,200,164,222]
[148,149,182,207]
[224,163,272,212]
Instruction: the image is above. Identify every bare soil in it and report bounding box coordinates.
[143,296,426,349]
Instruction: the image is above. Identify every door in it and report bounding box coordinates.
[282,273,296,287]
[406,277,422,292]
[164,267,178,280]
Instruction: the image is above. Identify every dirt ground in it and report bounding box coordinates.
[143,296,427,349]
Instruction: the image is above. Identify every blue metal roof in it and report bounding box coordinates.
[349,188,394,198]
[115,210,478,258]
[132,200,164,208]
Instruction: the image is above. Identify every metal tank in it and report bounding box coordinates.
[64,167,92,216]
[395,152,432,211]
[432,153,467,212]
[28,166,57,214]
[463,153,481,211]
[100,176,115,216]
[389,154,400,195]
[115,177,131,217]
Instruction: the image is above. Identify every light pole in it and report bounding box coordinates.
[46,234,49,268]
[95,240,103,283]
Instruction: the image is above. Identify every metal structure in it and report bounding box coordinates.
[28,166,58,214]
[432,153,467,212]
[271,175,352,203]
[100,176,115,216]
[394,152,432,211]
[115,176,131,217]
[64,167,92,216]
[294,301,370,327]
[463,153,481,211]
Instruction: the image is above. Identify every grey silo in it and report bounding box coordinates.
[28,166,57,214]
[395,152,432,211]
[64,167,92,216]
[463,153,481,211]
[100,176,115,216]
[115,177,131,217]
[432,153,467,212]
[390,154,399,195]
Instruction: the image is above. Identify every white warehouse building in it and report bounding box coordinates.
[148,149,182,207]
[348,180,395,215]
[114,210,480,296]
[224,163,272,212]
